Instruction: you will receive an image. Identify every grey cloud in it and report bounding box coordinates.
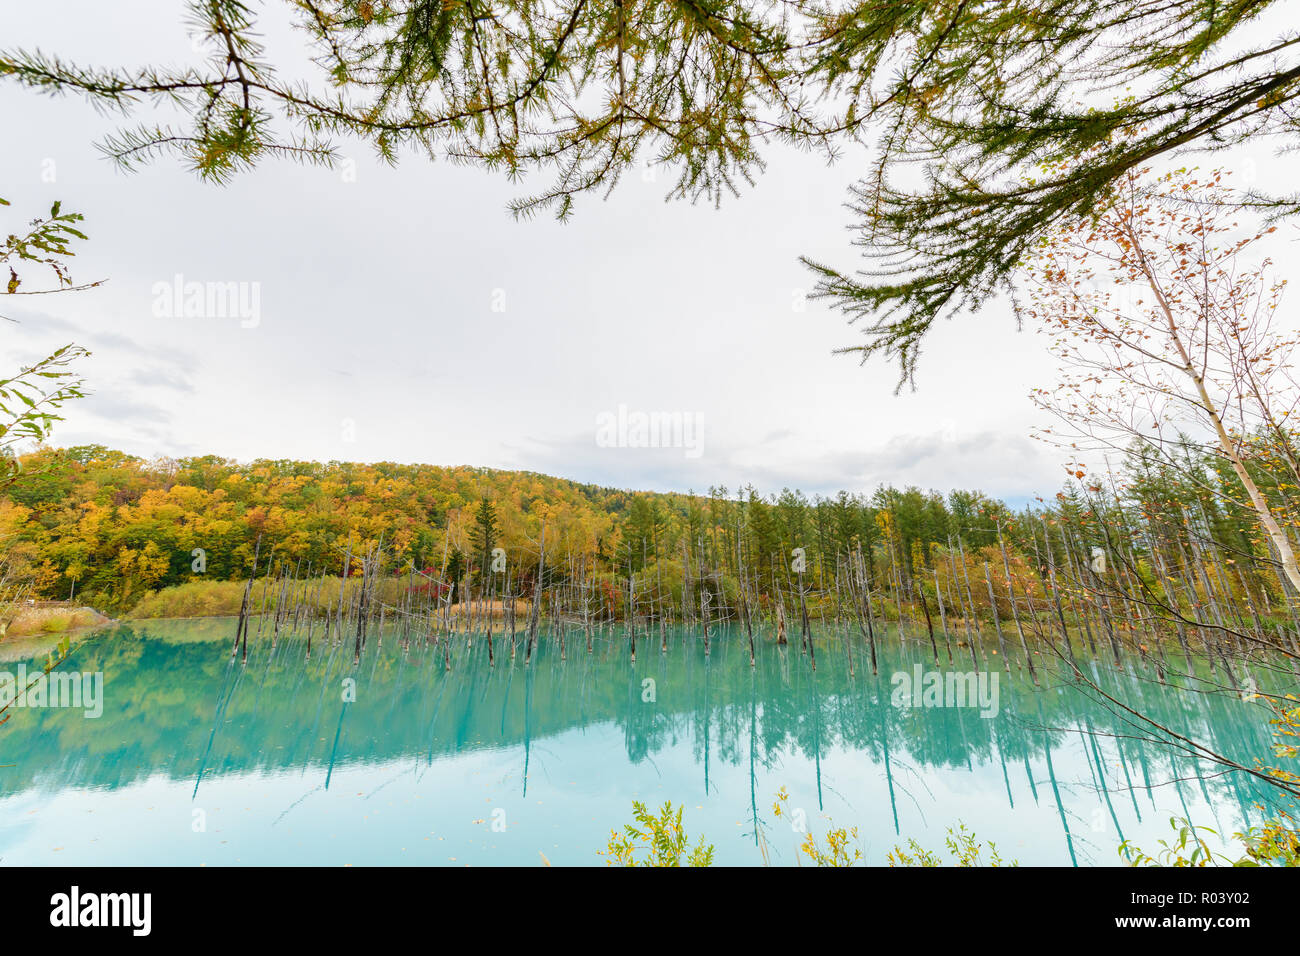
[3,308,198,374]
[504,427,1060,502]
[89,332,198,374]
[127,367,195,393]
[81,392,173,426]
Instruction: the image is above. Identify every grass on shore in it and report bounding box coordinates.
[126,577,529,622]
[2,607,107,638]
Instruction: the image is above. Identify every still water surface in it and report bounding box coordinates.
[0,619,1283,866]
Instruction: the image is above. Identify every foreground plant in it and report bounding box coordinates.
[1119,814,1299,868]
[1122,699,1300,867]
[600,800,714,867]
[0,632,72,727]
[887,823,1016,867]
[772,787,862,867]
[1,196,96,490]
[770,788,1012,867]
[1238,814,1300,867]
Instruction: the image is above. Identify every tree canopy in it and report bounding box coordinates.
[4,1,1299,381]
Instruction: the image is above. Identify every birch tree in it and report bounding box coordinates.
[1022,165,1300,594]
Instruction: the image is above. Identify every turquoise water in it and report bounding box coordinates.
[0,619,1285,866]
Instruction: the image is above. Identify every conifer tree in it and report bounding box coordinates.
[622,495,664,573]
[6,3,1298,380]
[470,496,499,577]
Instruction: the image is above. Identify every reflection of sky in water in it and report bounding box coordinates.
[0,620,1285,865]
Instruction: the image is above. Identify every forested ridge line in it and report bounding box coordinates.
[1,442,1290,647]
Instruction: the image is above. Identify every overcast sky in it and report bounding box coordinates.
[2,1,1290,506]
